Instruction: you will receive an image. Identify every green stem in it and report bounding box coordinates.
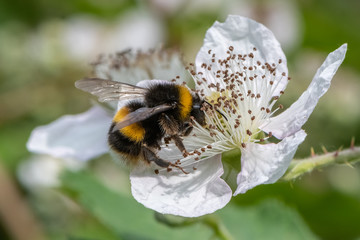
[281,146,360,181]
[155,212,234,240]
[154,212,197,227]
[202,215,234,240]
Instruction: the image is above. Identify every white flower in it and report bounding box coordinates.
[27,15,347,218]
[130,15,347,217]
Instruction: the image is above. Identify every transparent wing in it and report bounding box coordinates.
[112,104,174,132]
[75,78,147,102]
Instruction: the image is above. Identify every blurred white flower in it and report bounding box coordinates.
[130,16,346,217]
[17,155,84,189]
[93,48,189,86]
[27,9,165,64]
[150,0,301,51]
[150,0,223,15]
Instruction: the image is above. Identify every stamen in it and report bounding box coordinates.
[174,44,289,173]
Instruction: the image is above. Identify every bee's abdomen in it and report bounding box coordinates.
[108,122,142,157]
[176,85,193,120]
[113,106,146,143]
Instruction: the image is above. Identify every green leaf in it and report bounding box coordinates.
[217,199,318,240]
[62,171,317,240]
[61,171,212,240]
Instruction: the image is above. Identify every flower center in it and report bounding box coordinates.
[190,46,289,148]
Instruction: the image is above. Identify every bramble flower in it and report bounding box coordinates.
[130,15,347,217]
[27,15,347,218]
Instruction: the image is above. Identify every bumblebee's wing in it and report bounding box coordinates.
[75,78,147,102]
[113,104,173,132]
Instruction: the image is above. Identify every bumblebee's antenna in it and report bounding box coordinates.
[204,101,228,121]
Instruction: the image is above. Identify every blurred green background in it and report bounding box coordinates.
[0,0,359,239]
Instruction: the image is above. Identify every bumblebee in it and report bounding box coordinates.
[75,78,206,173]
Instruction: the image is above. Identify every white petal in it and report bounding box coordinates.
[196,15,288,93]
[234,130,306,195]
[146,51,189,82]
[27,106,112,161]
[130,154,232,217]
[260,44,347,139]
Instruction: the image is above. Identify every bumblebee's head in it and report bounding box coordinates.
[191,93,206,126]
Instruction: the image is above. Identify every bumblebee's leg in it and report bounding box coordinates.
[142,146,188,174]
[159,113,179,135]
[181,122,193,137]
[171,135,188,157]
[159,114,189,156]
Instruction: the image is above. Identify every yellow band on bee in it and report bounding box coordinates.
[113,107,145,142]
[177,85,192,120]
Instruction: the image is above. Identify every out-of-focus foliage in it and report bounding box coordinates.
[62,170,317,240]
[0,0,359,239]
